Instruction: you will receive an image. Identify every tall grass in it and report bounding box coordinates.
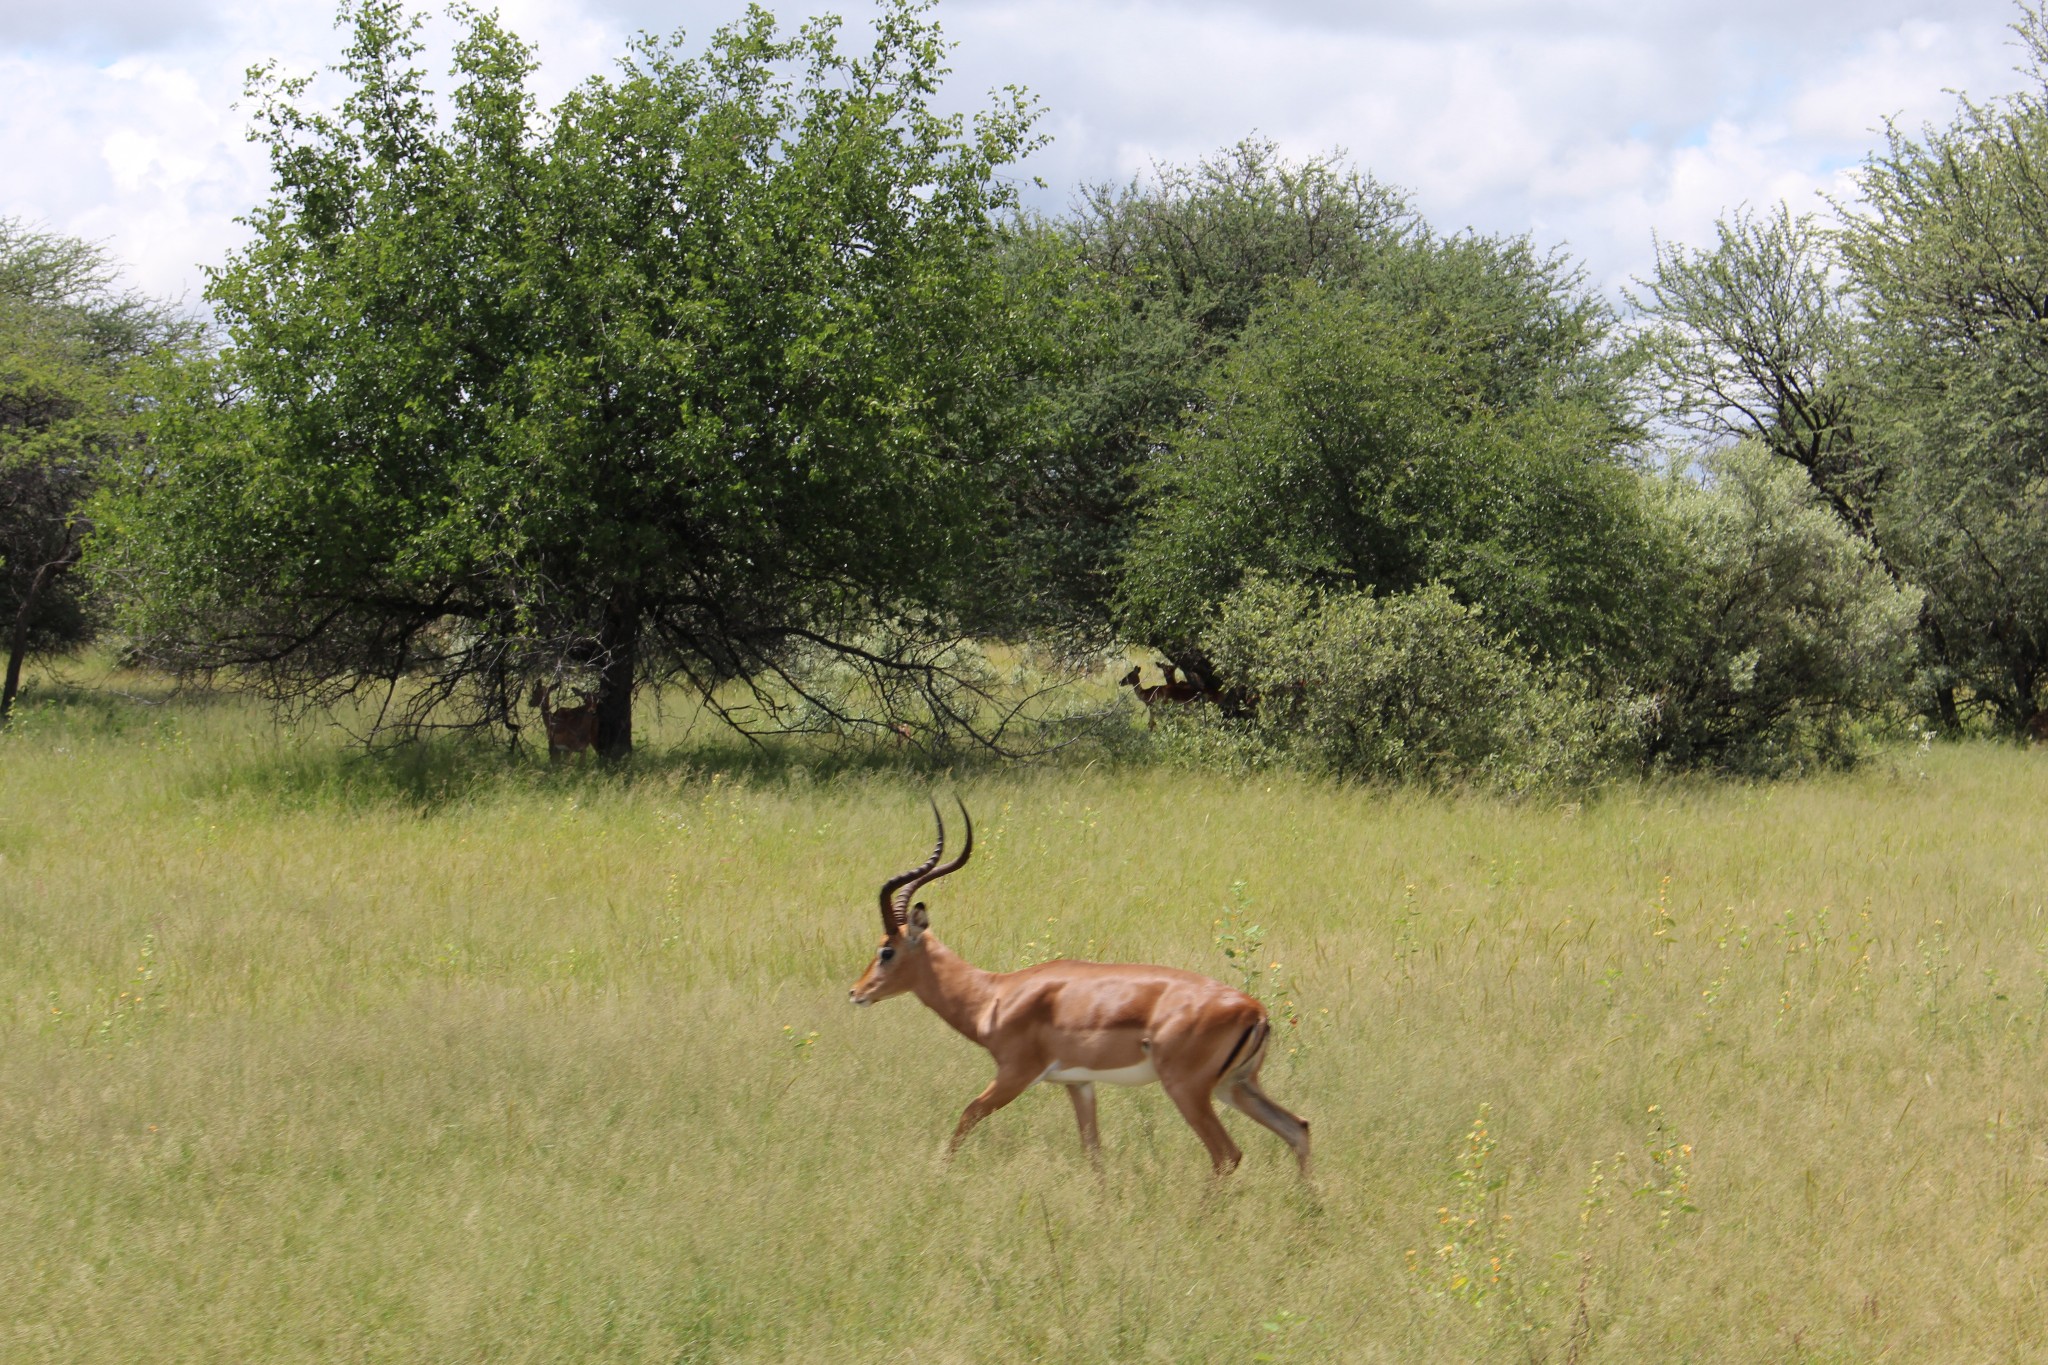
[4,673,2047,1361]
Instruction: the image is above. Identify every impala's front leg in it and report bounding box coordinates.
[1066,1082,1101,1165]
[948,1063,1039,1157]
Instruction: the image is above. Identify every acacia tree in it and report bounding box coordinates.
[1624,205,1974,729]
[1839,2,2048,736]
[1628,205,1876,534]
[94,0,1041,755]
[0,220,194,723]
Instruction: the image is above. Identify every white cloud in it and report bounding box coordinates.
[0,0,2035,306]
[1787,18,2010,140]
[2,50,253,308]
[0,0,223,55]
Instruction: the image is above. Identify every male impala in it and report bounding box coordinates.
[849,800,1311,1175]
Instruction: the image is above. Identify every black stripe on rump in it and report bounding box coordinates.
[1215,1021,1259,1082]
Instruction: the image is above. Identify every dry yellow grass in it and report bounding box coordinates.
[3,675,2047,1361]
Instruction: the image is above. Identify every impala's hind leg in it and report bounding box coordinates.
[1222,1078,1312,1175]
[1162,1077,1244,1174]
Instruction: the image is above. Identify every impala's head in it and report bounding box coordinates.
[1118,667,1142,689]
[850,797,973,1006]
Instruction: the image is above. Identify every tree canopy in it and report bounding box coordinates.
[1628,205,1875,535]
[1,218,194,723]
[973,141,1419,645]
[1840,5,2048,735]
[95,0,1042,754]
[1634,3,2048,738]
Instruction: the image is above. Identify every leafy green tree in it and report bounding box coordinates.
[1072,138,1414,341]
[1840,1,2048,735]
[976,141,1415,644]
[1063,142,1621,445]
[1117,277,1669,680]
[0,219,194,723]
[1626,204,1970,730]
[984,139,1638,664]
[94,0,1040,755]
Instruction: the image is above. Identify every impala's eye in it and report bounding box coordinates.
[878,947,896,963]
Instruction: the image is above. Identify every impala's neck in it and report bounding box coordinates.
[910,936,998,1043]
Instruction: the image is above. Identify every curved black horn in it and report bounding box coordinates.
[895,797,973,918]
[877,797,946,932]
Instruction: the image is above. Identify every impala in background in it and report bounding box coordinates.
[849,800,1311,1175]
[1118,662,1214,725]
[529,682,598,760]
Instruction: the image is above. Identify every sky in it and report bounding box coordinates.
[0,0,2032,310]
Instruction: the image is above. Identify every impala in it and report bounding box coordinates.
[530,681,599,760]
[1170,662,1231,711]
[1118,663,1210,725]
[848,800,1311,1175]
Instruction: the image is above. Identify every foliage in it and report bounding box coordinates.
[1841,2,2048,735]
[1197,576,1647,791]
[982,142,1641,657]
[1870,388,2048,733]
[1628,204,1877,534]
[974,140,1417,644]
[91,0,1043,754]
[0,219,193,721]
[1212,878,1314,1064]
[1071,136,1415,342]
[1642,445,1922,773]
[1120,278,1670,678]
[1627,67,2048,740]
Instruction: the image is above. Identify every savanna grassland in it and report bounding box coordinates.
[4,674,2048,1363]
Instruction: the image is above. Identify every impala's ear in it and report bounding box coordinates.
[906,902,931,941]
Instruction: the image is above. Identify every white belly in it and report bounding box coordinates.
[1041,1059,1158,1087]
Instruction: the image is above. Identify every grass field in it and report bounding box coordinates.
[4,670,2048,1362]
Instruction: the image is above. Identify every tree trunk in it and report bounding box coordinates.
[1,556,65,726]
[594,587,637,760]
[1934,684,1960,734]
[2009,661,2039,742]
[1919,606,1962,734]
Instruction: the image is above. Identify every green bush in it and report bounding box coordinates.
[1194,577,1646,791]
[1645,444,1923,773]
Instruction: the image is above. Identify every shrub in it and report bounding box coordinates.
[1196,577,1646,791]
[1645,444,1923,774]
